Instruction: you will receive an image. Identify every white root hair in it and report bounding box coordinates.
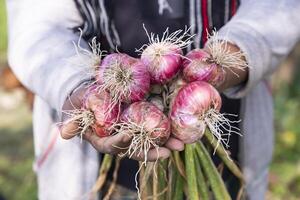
[95,58,134,113]
[203,108,242,159]
[139,162,155,195]
[205,30,249,76]
[136,26,194,81]
[61,109,95,142]
[136,24,195,57]
[99,61,132,101]
[56,95,95,142]
[103,157,121,200]
[113,120,164,164]
[112,120,163,200]
[68,29,105,78]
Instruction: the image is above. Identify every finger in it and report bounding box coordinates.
[164,137,184,151]
[147,147,171,161]
[82,129,97,142]
[60,120,80,140]
[105,133,132,153]
[84,131,132,154]
[129,147,171,162]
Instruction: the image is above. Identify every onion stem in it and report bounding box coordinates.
[172,168,184,200]
[185,144,200,200]
[152,164,158,200]
[90,154,113,198]
[151,160,168,200]
[157,160,168,200]
[173,151,186,179]
[195,142,231,200]
[103,157,121,200]
[203,130,244,182]
[166,159,175,200]
[140,163,154,198]
[193,150,210,200]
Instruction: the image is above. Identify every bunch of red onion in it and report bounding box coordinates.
[65,27,244,158]
[64,27,246,200]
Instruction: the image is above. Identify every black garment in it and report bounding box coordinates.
[75,0,241,198]
[105,0,188,56]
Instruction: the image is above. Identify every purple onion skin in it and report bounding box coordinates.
[183,49,225,87]
[170,81,222,144]
[97,53,150,103]
[83,88,120,137]
[126,59,151,102]
[141,45,183,84]
[121,101,171,146]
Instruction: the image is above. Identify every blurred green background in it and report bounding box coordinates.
[0,2,37,200]
[0,0,300,199]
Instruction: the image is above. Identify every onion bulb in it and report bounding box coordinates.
[183,31,248,87]
[170,81,241,145]
[97,53,150,105]
[115,101,171,162]
[183,49,225,87]
[83,86,120,137]
[62,86,119,139]
[138,26,193,84]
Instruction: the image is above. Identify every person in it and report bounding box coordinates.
[6,0,300,199]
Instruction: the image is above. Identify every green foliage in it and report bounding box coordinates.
[0,0,7,61]
[269,56,300,199]
[0,91,37,200]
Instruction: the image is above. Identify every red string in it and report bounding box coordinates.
[36,129,59,169]
[230,0,237,16]
[201,0,209,46]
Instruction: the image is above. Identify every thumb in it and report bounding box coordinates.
[60,119,80,139]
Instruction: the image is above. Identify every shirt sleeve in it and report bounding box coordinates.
[6,0,90,114]
[217,0,300,98]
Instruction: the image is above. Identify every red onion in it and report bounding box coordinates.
[116,101,171,160]
[204,31,248,73]
[183,31,248,87]
[83,87,120,137]
[115,102,170,199]
[141,44,182,84]
[182,49,225,87]
[97,53,150,104]
[170,81,241,146]
[61,86,119,139]
[139,27,193,84]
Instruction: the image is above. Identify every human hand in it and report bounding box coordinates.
[60,85,184,161]
[204,41,249,92]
